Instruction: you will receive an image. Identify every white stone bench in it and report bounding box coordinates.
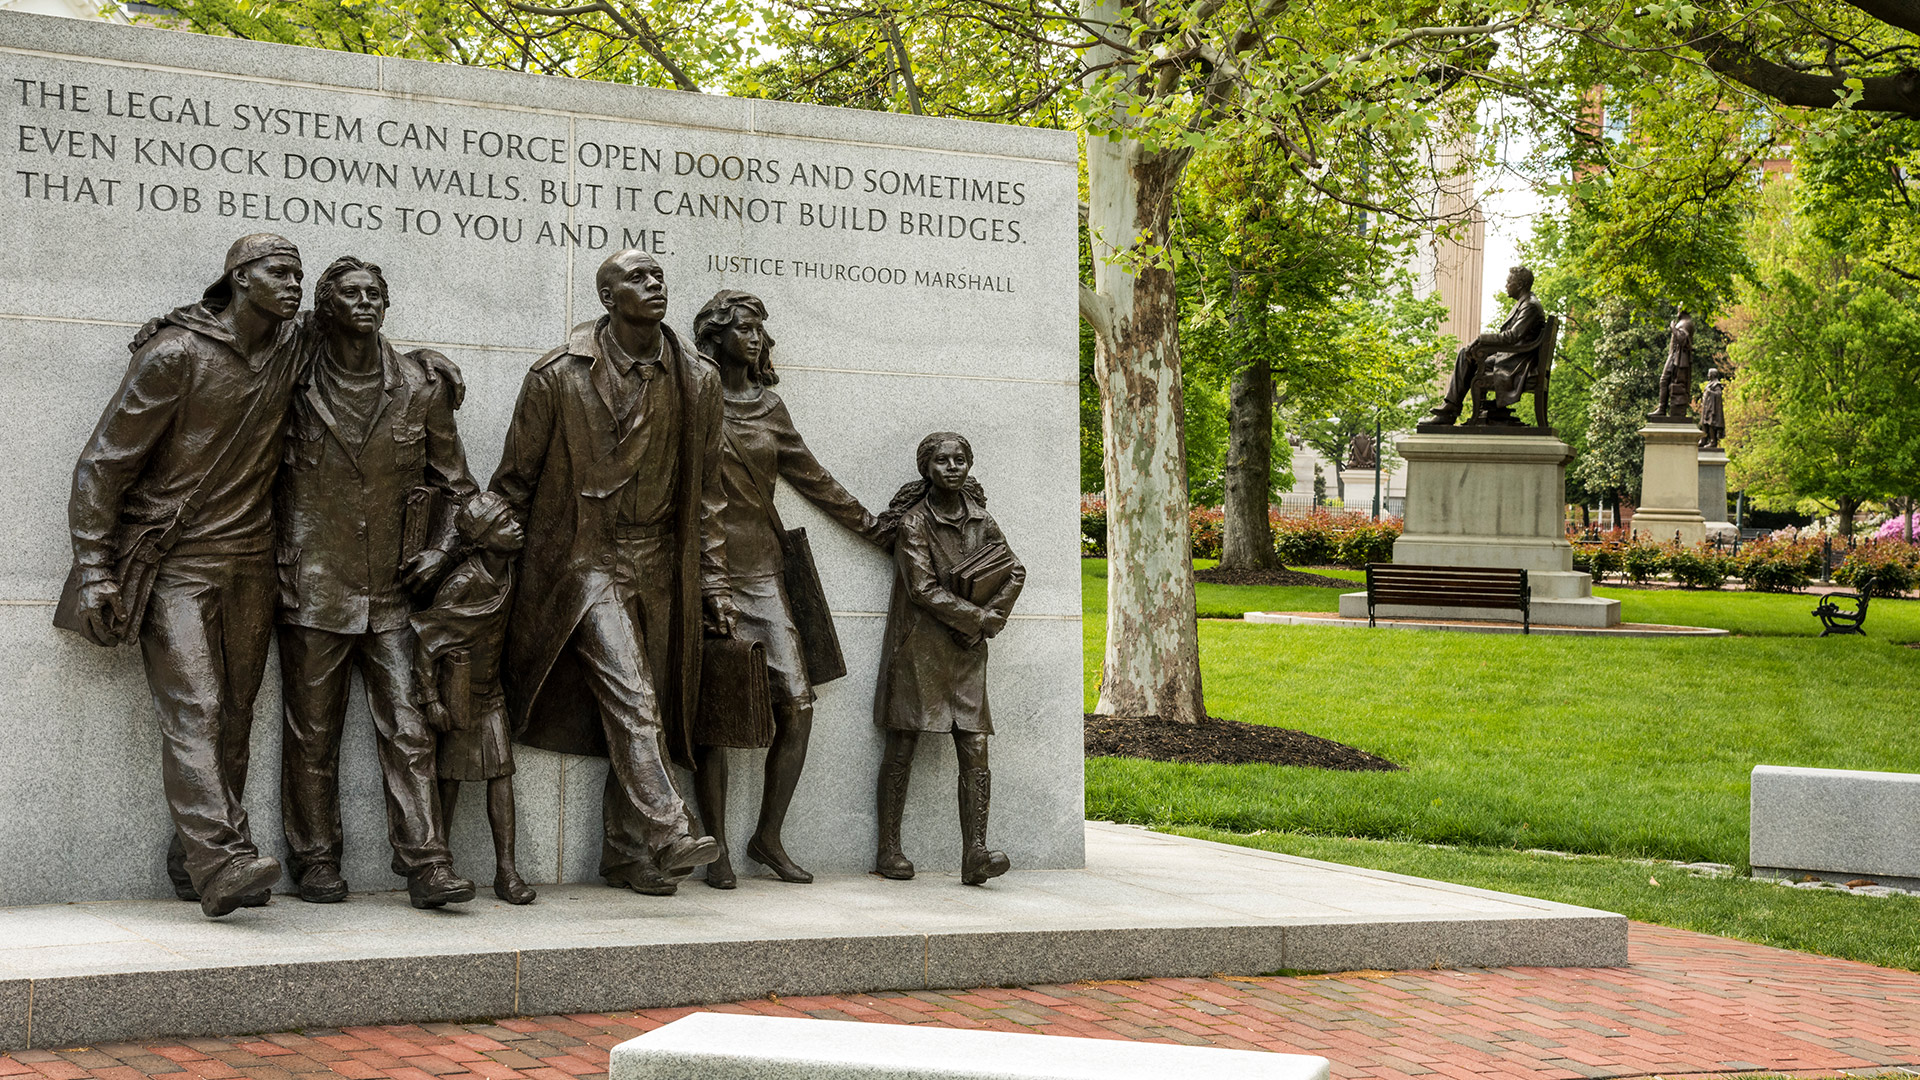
[611,1012,1331,1080]
[1751,765,1920,889]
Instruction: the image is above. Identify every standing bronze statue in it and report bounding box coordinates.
[274,256,478,909]
[872,432,1024,886]
[1698,368,1726,449]
[491,250,724,896]
[58,234,306,917]
[688,291,878,889]
[1423,266,1548,427]
[414,492,536,904]
[1657,307,1695,419]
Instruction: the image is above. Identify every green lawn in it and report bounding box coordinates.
[1171,828,1920,972]
[1081,559,1920,944]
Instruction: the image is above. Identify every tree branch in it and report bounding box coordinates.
[882,17,925,114]
[503,0,702,91]
[1295,20,1519,99]
[1686,24,1920,118]
[1080,283,1116,342]
[1839,0,1920,39]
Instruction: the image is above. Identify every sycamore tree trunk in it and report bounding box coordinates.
[1219,356,1279,569]
[1079,0,1205,723]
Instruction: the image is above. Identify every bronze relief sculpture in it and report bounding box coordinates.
[1422,265,1550,428]
[490,249,723,896]
[275,256,479,910]
[414,492,536,904]
[872,433,1025,886]
[60,238,1045,914]
[59,234,308,917]
[687,291,879,889]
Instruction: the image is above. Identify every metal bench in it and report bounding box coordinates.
[1813,591,1868,636]
[1365,563,1532,633]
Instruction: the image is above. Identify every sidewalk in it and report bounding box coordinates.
[5,923,1916,1080]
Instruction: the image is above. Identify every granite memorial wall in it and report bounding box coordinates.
[0,9,1082,905]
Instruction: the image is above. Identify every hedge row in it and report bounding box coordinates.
[1570,531,1912,596]
[1081,497,1401,568]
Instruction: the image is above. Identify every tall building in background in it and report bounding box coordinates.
[1410,135,1487,347]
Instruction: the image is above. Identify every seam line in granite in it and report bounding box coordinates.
[0,46,1073,165]
[512,950,521,1017]
[778,365,1074,386]
[0,313,142,329]
[22,978,30,1050]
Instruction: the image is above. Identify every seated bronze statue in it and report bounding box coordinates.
[1424,265,1553,428]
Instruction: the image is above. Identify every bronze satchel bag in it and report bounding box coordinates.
[696,637,775,748]
[55,357,284,648]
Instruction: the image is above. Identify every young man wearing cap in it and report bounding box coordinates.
[62,233,306,917]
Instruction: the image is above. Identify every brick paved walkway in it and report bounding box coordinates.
[5,924,1917,1080]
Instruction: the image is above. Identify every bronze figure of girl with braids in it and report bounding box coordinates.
[872,432,1024,886]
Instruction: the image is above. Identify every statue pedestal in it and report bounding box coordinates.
[1338,467,1381,516]
[1338,433,1620,627]
[1698,448,1736,541]
[1634,419,1707,546]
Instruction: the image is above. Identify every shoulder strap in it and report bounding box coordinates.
[721,419,787,536]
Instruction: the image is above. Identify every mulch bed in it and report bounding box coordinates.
[1085,714,1401,771]
[1193,566,1355,588]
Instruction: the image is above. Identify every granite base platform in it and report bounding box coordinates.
[0,824,1625,1049]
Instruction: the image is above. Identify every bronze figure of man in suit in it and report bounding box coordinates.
[1425,265,1548,427]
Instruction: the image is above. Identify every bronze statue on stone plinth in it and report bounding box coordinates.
[490,249,723,897]
[1654,307,1696,420]
[1698,368,1726,450]
[57,234,306,918]
[872,432,1025,887]
[1420,266,1555,432]
[274,256,479,910]
[687,291,880,889]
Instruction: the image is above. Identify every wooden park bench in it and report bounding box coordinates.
[1365,564,1532,633]
[1813,591,1869,636]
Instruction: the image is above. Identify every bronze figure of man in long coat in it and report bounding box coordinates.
[491,250,726,891]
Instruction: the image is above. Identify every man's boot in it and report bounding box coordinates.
[958,768,1009,887]
[408,863,476,909]
[875,760,914,880]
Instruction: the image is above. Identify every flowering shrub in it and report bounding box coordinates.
[1080,493,1107,557]
[1620,534,1668,583]
[1835,541,1919,597]
[1273,509,1401,567]
[1734,535,1821,593]
[1081,497,1404,567]
[1189,506,1225,559]
[1664,542,1734,589]
[1876,513,1918,542]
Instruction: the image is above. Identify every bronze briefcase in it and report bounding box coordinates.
[696,636,775,748]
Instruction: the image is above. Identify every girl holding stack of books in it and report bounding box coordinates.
[871,431,1025,886]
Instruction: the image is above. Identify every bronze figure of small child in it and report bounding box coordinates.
[872,432,1025,886]
[412,492,536,904]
